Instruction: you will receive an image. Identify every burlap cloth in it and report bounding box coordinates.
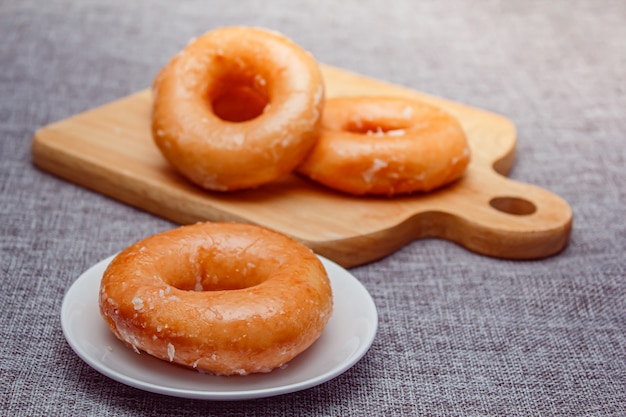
[1,1,624,415]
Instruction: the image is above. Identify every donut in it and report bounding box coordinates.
[98,222,333,376]
[151,26,325,191]
[296,96,471,196]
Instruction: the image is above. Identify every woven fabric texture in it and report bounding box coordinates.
[1,1,624,416]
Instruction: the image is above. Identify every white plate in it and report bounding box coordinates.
[61,254,378,400]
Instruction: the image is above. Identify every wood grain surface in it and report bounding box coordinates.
[31,65,572,267]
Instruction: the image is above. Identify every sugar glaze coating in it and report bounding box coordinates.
[297,96,471,195]
[151,27,325,191]
[99,222,333,376]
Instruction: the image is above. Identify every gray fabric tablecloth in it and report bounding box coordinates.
[2,1,624,415]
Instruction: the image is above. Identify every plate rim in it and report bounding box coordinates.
[60,253,378,400]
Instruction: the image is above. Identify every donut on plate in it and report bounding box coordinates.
[99,222,333,376]
[151,27,325,191]
[296,96,471,196]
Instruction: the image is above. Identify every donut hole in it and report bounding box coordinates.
[170,265,266,292]
[197,266,265,291]
[158,248,269,292]
[210,73,269,123]
[345,119,409,135]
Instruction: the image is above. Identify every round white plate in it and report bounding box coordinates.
[61,254,378,400]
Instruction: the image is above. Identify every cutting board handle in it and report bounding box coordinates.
[417,169,573,259]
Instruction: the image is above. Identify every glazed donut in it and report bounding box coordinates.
[98,222,333,376]
[151,26,325,191]
[297,96,471,195]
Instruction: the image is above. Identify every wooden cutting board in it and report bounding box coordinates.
[31,65,572,267]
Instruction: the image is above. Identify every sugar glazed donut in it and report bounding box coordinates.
[297,96,471,196]
[99,222,333,376]
[151,27,325,191]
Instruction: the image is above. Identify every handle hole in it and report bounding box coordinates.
[489,196,537,216]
